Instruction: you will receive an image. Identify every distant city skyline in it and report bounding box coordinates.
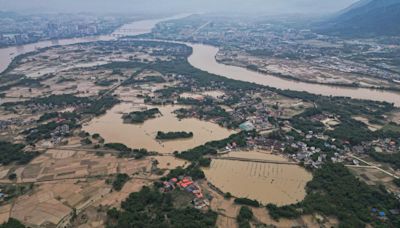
[0,0,358,15]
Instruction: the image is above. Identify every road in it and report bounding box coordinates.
[189,21,212,37]
[349,154,399,179]
[212,156,299,165]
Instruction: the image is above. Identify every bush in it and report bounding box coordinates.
[0,218,25,228]
[8,173,17,181]
[112,173,130,191]
[266,204,300,221]
[237,206,253,228]
[234,198,260,207]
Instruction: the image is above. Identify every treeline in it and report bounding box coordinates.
[266,163,400,227]
[107,186,217,228]
[104,143,150,159]
[161,163,206,182]
[266,204,300,220]
[2,94,90,108]
[0,77,42,92]
[148,58,263,92]
[38,111,80,123]
[234,198,260,207]
[175,131,254,161]
[2,94,119,117]
[156,131,193,140]
[0,141,39,166]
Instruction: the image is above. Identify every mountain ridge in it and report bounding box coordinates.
[317,0,400,37]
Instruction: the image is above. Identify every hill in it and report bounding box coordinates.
[317,0,400,37]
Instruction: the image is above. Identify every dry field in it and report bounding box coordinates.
[0,149,156,227]
[0,150,153,183]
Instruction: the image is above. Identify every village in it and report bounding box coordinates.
[0,31,398,227]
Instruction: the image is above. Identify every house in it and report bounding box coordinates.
[239,121,255,131]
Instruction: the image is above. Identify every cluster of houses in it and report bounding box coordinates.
[0,118,36,130]
[161,176,210,210]
[369,138,399,154]
[49,124,70,145]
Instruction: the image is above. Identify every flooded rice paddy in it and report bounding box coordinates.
[83,103,235,154]
[203,150,312,206]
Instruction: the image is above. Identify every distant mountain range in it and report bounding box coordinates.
[317,0,400,37]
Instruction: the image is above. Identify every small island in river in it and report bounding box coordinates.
[156,131,194,140]
[122,108,161,123]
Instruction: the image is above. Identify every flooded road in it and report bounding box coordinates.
[203,150,312,206]
[187,43,400,107]
[83,103,235,154]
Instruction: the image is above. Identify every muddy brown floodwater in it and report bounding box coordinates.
[203,150,312,206]
[187,43,400,107]
[83,103,235,154]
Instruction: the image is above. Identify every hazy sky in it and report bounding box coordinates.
[0,0,359,15]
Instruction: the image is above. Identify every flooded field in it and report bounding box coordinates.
[83,103,235,154]
[151,155,188,169]
[203,151,312,206]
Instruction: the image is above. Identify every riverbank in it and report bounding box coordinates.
[237,61,400,93]
[187,43,400,107]
[0,14,189,74]
[1,16,400,106]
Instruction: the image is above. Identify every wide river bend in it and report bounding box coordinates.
[0,16,399,106]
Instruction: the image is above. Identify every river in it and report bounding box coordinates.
[187,43,400,106]
[0,14,187,73]
[0,15,399,106]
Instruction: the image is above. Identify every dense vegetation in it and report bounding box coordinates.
[1,94,119,117]
[267,163,400,227]
[80,96,120,116]
[237,206,253,228]
[156,131,193,140]
[0,218,25,228]
[23,119,78,142]
[176,131,254,161]
[0,141,39,165]
[234,198,260,207]
[266,204,300,220]
[318,0,400,37]
[107,186,217,228]
[369,150,400,170]
[104,143,150,159]
[289,96,396,146]
[2,94,89,108]
[112,173,130,191]
[162,163,206,181]
[95,79,118,87]
[38,111,79,123]
[123,108,160,123]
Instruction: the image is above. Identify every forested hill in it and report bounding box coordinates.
[316,0,400,37]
